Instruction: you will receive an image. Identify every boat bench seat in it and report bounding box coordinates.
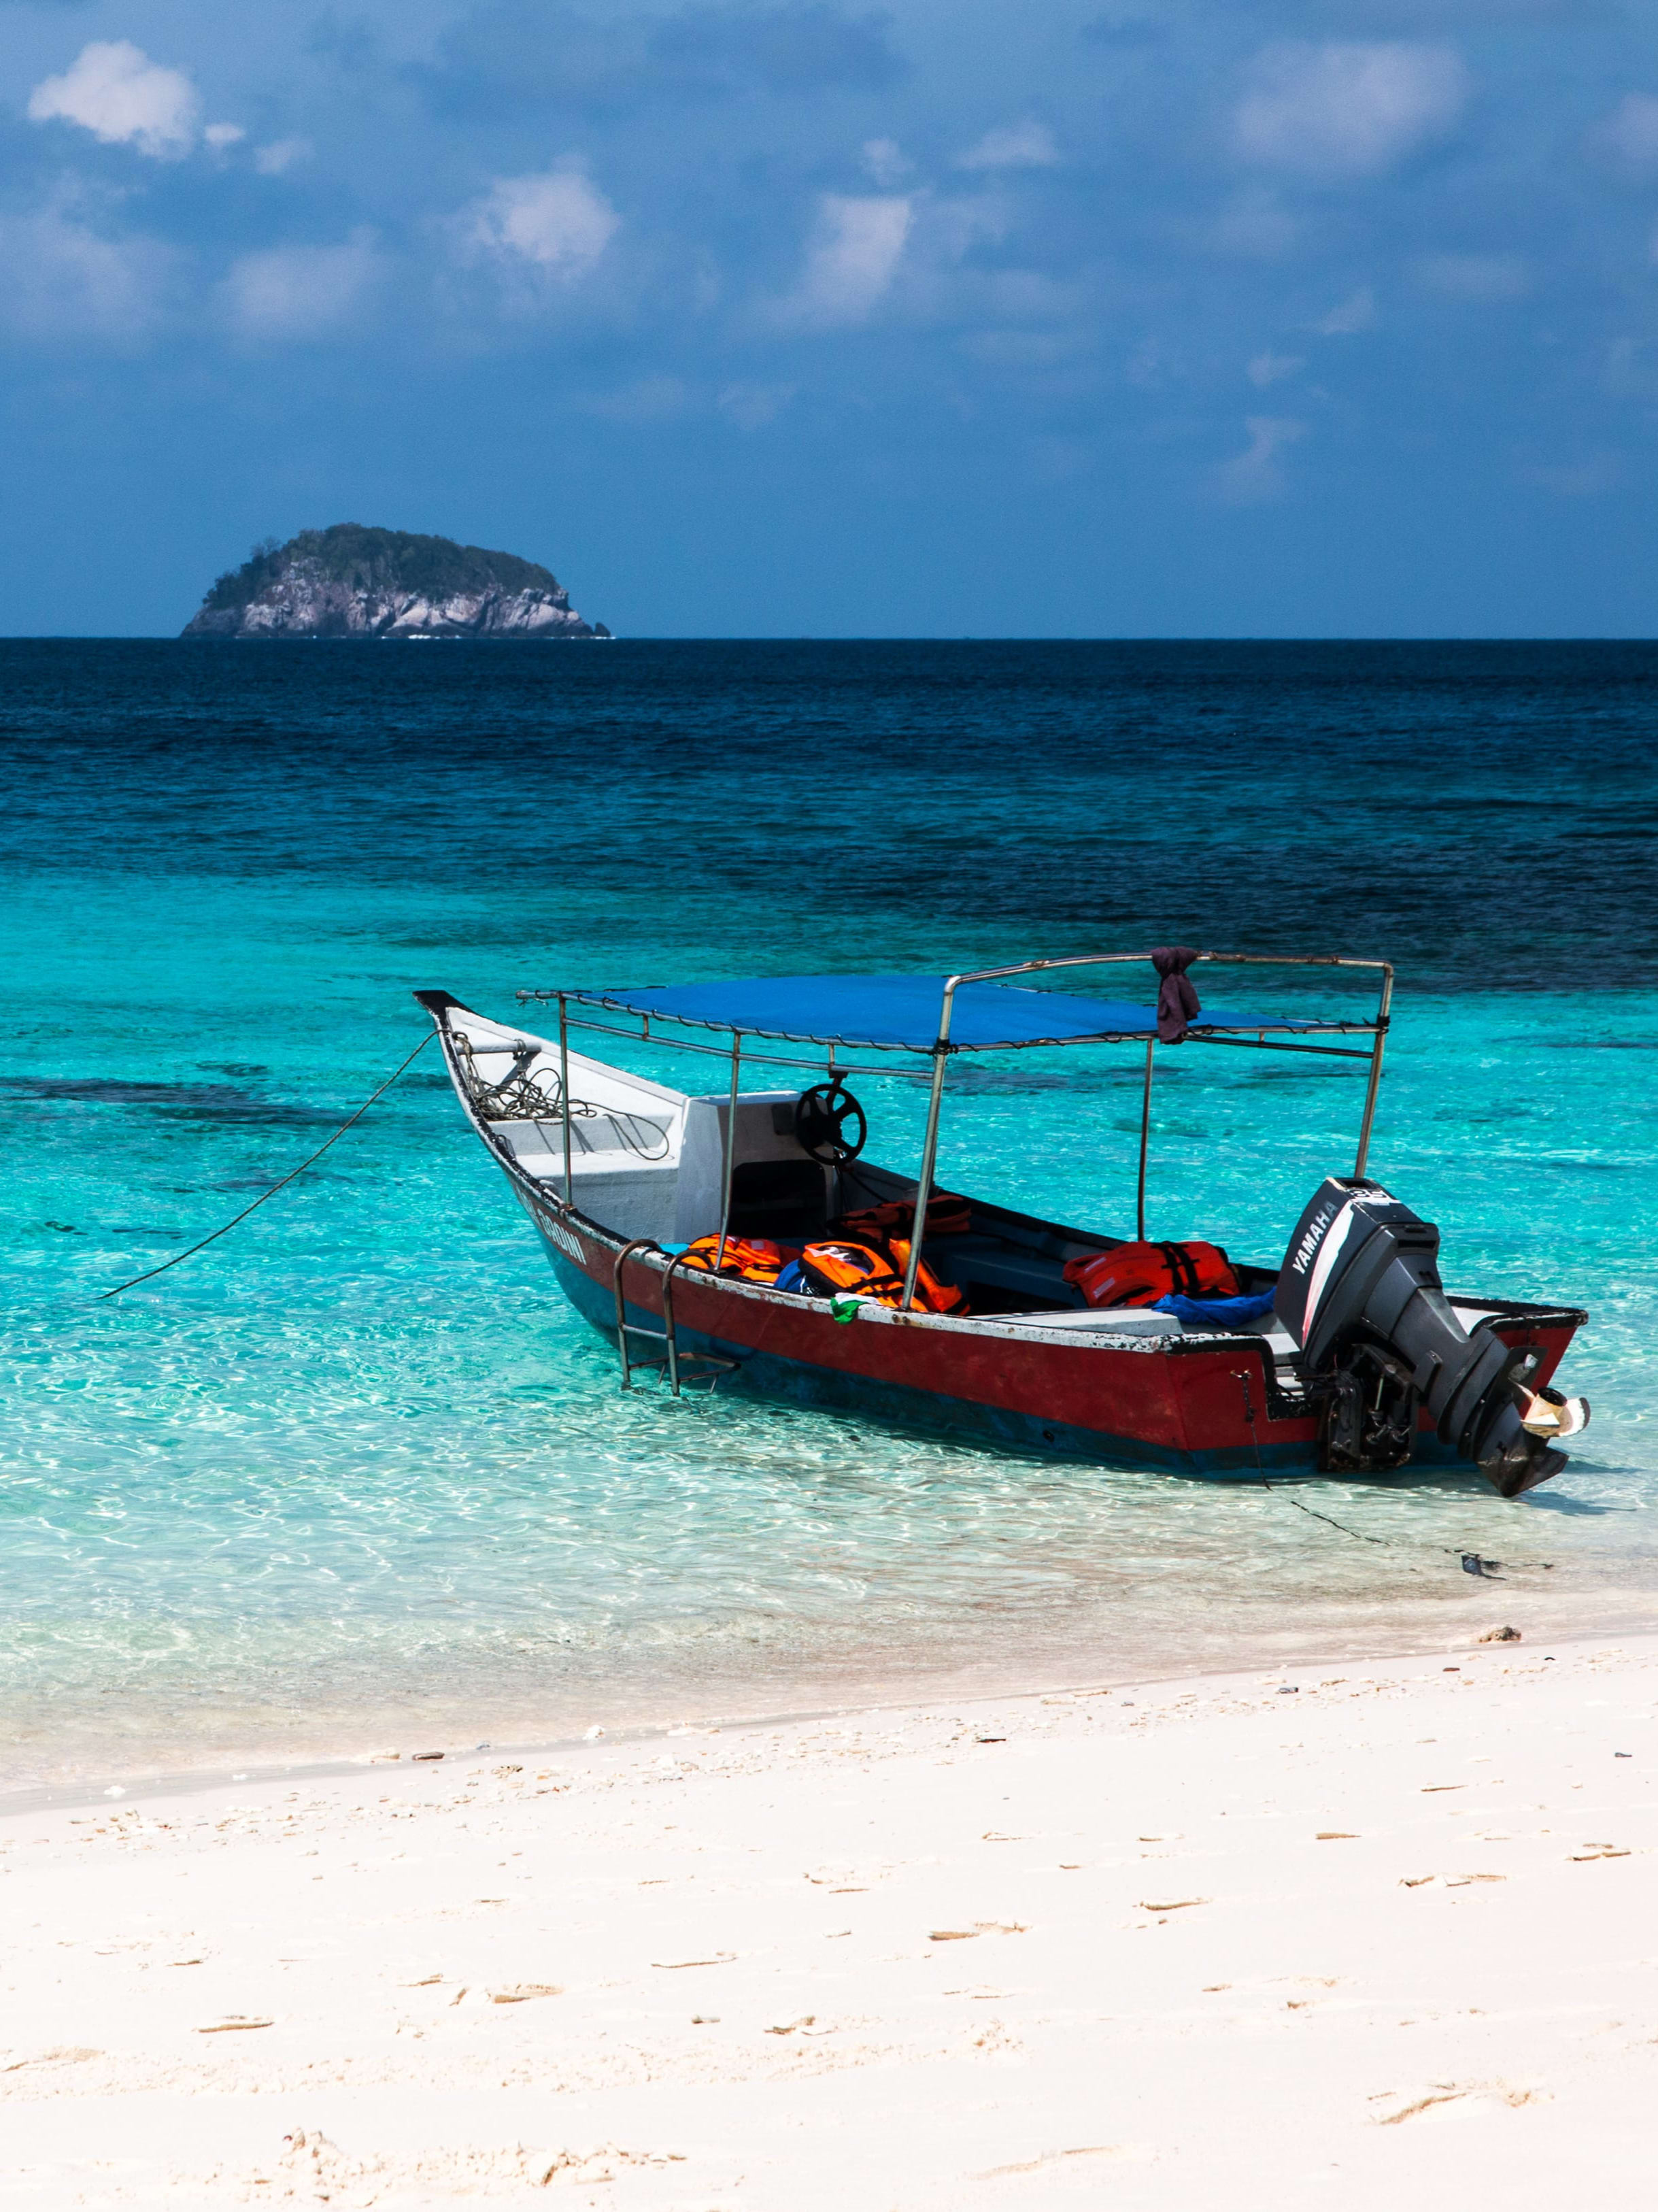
[495,1118,673,1162]
[930,1234,1085,1309]
[996,1306,1181,1337]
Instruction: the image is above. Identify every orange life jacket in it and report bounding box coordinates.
[1062,1240,1240,1310]
[836,1191,972,1241]
[886,1237,970,1315]
[798,1237,968,1315]
[678,1235,798,1284]
[797,1239,906,1303]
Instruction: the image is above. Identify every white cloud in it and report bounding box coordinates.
[580,375,688,422]
[1415,250,1528,301]
[1234,43,1467,178]
[1247,350,1304,387]
[1314,285,1377,335]
[254,138,313,177]
[0,195,173,343]
[28,41,199,160]
[718,381,794,429]
[1126,337,1172,388]
[224,235,380,343]
[1206,194,1299,260]
[458,167,620,283]
[928,190,1011,263]
[1591,93,1658,171]
[787,194,913,326]
[204,124,245,152]
[862,137,912,188]
[956,120,1060,172]
[1217,415,1306,503]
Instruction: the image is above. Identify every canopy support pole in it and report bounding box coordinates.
[558,994,573,1207]
[902,1050,950,1312]
[902,977,963,1314]
[1136,1038,1154,1241]
[1353,966,1394,1180]
[715,1037,741,1272]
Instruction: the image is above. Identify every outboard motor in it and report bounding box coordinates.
[1275,1178,1588,1497]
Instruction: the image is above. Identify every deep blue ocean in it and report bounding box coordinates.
[4,639,1657,1794]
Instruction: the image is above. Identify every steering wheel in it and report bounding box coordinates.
[794,1079,868,1165]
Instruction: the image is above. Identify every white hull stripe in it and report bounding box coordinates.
[1303,1197,1362,1333]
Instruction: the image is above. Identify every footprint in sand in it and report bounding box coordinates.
[975,2146,1134,2177]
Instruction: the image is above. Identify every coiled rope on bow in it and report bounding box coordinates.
[100,1030,435,1299]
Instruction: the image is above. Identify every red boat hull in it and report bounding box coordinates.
[525,1188,1581,1478]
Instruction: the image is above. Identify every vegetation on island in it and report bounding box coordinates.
[199,524,567,613]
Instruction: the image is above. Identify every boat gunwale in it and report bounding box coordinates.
[420,994,1586,1361]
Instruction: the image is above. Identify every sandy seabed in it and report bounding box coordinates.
[3,1630,1655,2209]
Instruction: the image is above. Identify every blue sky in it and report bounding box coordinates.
[2,1,1657,635]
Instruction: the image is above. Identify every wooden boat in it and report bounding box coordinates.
[415,954,1589,1494]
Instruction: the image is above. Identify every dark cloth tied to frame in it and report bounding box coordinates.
[1151,946,1201,1043]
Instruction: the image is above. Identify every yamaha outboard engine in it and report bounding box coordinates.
[1275,1178,1587,1497]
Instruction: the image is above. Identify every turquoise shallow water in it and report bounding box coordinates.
[3,641,1656,1791]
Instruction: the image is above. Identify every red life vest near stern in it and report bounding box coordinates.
[1062,1240,1240,1310]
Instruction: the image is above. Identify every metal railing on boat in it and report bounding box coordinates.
[611,1239,738,1396]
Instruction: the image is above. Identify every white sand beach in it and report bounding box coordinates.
[4,1630,1655,2209]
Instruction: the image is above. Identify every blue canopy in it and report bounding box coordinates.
[568,974,1357,1054]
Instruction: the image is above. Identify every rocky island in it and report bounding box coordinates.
[181,524,609,639]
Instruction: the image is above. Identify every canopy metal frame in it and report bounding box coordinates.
[892,952,1391,1311]
[518,951,1393,1314]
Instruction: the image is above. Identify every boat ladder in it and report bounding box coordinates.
[611,1241,738,1396]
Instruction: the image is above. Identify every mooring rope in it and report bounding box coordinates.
[95,1041,1520,1591]
[99,1030,435,1299]
[1235,1365,1506,1576]
[1259,1478,1392,1547]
